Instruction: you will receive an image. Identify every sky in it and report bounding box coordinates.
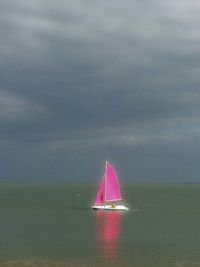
[1,0,200,183]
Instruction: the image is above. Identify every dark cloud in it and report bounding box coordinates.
[1,0,200,182]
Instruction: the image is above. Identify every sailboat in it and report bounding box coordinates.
[92,161,129,211]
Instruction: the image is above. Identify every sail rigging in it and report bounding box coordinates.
[94,161,122,205]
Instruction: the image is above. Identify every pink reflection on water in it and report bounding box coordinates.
[96,211,121,260]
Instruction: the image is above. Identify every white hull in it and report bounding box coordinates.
[92,204,129,211]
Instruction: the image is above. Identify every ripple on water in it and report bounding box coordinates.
[0,261,90,267]
[175,262,200,267]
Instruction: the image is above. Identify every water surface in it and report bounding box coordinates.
[0,183,200,267]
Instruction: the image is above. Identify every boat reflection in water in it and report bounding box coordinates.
[96,211,122,260]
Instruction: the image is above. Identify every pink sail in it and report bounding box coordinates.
[94,176,105,205]
[105,161,122,202]
[94,161,122,205]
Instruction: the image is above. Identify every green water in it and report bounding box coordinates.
[0,183,200,267]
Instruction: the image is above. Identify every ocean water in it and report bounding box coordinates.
[0,183,200,267]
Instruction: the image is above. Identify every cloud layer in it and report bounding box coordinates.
[1,0,200,182]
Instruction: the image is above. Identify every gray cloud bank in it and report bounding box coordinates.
[1,0,200,182]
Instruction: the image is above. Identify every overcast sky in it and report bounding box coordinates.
[1,0,200,183]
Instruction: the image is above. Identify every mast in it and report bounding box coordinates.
[103,161,108,206]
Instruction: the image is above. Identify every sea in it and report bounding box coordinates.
[0,183,200,267]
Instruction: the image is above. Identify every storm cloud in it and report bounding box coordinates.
[1,0,200,182]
